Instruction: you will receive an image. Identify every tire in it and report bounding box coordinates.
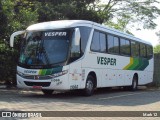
[130,75,138,91]
[42,89,54,95]
[83,75,95,96]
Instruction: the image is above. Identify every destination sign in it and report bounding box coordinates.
[44,32,67,37]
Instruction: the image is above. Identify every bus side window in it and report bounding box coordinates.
[120,38,130,56]
[140,43,147,58]
[99,33,106,53]
[79,26,92,55]
[147,45,153,59]
[131,41,139,57]
[107,35,119,54]
[91,31,100,52]
[107,34,113,53]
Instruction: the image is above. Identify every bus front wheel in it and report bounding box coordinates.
[42,89,54,95]
[83,75,95,96]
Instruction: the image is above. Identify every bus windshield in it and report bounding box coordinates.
[19,29,71,66]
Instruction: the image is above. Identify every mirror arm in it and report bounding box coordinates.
[10,31,25,47]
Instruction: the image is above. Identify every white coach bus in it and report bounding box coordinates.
[10,20,153,96]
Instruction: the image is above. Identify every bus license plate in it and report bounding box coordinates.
[32,86,42,89]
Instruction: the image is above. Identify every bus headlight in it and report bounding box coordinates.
[17,71,25,77]
[49,70,68,78]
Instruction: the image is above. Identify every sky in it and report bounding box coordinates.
[100,0,160,46]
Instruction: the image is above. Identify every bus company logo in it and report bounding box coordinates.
[45,32,67,37]
[34,76,39,80]
[24,70,37,74]
[97,57,116,66]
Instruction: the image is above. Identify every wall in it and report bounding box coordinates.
[153,53,160,86]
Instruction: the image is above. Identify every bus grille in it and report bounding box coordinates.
[24,81,51,87]
[19,75,52,80]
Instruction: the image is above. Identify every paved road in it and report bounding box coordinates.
[0,87,159,120]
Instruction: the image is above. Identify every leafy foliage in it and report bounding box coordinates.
[0,0,38,42]
[0,0,38,85]
[36,0,100,22]
[154,45,160,53]
[101,0,160,32]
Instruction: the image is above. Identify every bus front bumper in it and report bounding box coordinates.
[16,74,69,90]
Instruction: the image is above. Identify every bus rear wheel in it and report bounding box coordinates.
[42,89,54,95]
[83,75,95,96]
[130,75,138,91]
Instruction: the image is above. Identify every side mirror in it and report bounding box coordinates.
[73,28,80,46]
[10,31,25,47]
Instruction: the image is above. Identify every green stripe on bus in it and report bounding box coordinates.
[38,66,63,76]
[123,57,149,70]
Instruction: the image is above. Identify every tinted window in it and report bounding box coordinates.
[91,31,100,51]
[140,44,146,57]
[100,33,106,52]
[131,41,139,57]
[108,35,114,52]
[114,37,119,54]
[147,45,153,58]
[108,35,119,54]
[120,38,130,55]
[79,26,91,54]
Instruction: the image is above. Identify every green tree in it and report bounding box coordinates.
[0,0,38,43]
[0,0,39,85]
[97,0,160,32]
[154,45,160,53]
[36,0,99,22]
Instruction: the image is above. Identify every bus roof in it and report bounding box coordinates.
[27,20,152,45]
